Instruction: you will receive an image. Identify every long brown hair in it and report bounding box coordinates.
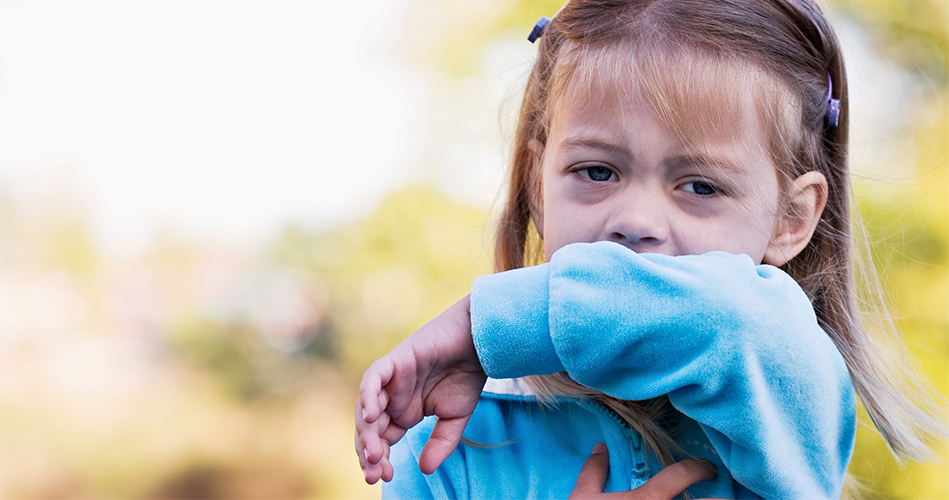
[494,0,941,468]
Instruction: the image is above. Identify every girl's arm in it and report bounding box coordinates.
[471,241,856,500]
[356,294,720,499]
[356,296,486,484]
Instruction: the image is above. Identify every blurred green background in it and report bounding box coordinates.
[0,0,945,499]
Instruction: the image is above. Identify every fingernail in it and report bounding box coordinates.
[362,406,369,421]
[592,442,606,454]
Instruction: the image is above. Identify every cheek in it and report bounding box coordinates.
[541,203,573,258]
[541,191,596,257]
[726,200,781,261]
[675,195,778,259]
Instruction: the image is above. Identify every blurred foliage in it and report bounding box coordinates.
[830,0,947,84]
[265,185,492,372]
[400,0,566,76]
[0,184,489,499]
[845,106,948,499]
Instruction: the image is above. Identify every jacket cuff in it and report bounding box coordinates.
[470,264,565,378]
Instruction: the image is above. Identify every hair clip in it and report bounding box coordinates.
[528,3,569,44]
[827,74,840,128]
[528,16,550,43]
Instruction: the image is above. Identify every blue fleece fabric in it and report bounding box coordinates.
[385,389,754,499]
[385,242,856,499]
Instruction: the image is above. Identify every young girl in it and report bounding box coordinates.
[356,0,940,498]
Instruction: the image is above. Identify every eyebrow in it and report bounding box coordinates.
[557,137,631,158]
[669,153,748,176]
[559,137,749,175]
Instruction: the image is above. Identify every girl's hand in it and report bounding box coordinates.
[355,295,487,484]
[570,443,722,500]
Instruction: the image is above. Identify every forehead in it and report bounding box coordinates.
[549,45,788,158]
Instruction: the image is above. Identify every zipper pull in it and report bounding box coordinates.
[628,429,649,478]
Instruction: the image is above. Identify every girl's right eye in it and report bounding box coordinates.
[578,166,615,182]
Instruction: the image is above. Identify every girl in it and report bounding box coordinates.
[356,0,941,498]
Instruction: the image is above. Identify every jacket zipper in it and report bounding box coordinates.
[585,400,651,489]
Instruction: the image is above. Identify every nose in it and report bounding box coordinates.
[604,189,670,252]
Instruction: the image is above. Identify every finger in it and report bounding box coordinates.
[360,399,394,471]
[379,412,409,447]
[365,441,393,483]
[354,401,379,464]
[355,431,368,470]
[355,397,374,435]
[354,402,379,468]
[418,414,473,475]
[377,389,389,413]
[356,395,389,461]
[358,378,381,423]
[357,390,390,440]
[363,454,386,484]
[380,446,395,482]
[359,357,395,423]
[356,430,383,484]
[366,386,391,422]
[569,442,610,499]
[362,435,395,484]
[632,459,717,499]
[360,411,394,465]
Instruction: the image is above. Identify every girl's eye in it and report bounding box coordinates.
[579,166,615,182]
[681,181,718,195]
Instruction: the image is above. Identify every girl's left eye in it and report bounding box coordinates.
[681,181,718,195]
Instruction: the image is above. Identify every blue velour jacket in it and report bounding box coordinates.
[383,242,856,499]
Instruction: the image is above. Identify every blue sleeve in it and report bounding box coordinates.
[469,241,856,500]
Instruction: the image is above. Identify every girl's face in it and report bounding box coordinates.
[536,76,789,264]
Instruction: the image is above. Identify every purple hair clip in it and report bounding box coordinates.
[528,3,569,44]
[528,16,550,43]
[827,74,841,128]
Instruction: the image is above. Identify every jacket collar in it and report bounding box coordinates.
[482,377,537,400]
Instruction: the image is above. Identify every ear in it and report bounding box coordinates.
[763,171,828,267]
[526,138,546,238]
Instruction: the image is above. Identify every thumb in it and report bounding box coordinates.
[418,414,473,475]
[631,458,718,499]
[570,442,610,499]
